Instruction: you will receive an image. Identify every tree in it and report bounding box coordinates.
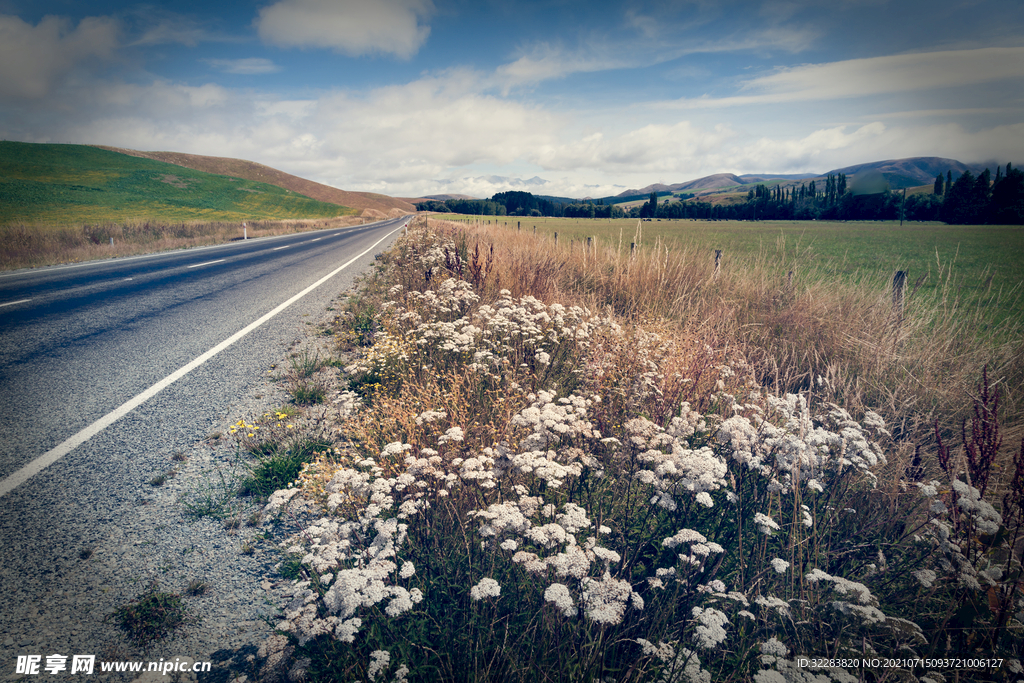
[989,166,1024,224]
[941,170,985,224]
[934,174,944,195]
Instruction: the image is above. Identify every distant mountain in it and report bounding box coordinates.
[822,157,988,189]
[614,157,994,199]
[92,146,416,214]
[739,172,819,181]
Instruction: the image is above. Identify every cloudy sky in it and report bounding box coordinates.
[1,0,1022,199]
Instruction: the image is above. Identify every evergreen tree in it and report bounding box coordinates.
[934,174,944,195]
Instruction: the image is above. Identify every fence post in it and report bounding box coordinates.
[630,242,636,260]
[554,232,558,246]
[714,249,722,279]
[787,270,793,288]
[518,221,521,231]
[892,270,907,321]
[587,237,593,255]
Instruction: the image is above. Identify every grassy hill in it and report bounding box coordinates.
[94,145,416,215]
[0,141,359,226]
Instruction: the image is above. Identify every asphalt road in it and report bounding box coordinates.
[0,216,406,669]
[0,216,406,489]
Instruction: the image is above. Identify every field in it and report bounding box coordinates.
[0,141,356,225]
[441,215,1024,320]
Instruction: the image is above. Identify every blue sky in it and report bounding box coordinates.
[1,0,1022,198]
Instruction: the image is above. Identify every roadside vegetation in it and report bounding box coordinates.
[230,216,1023,682]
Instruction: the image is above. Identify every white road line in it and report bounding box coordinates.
[187,259,226,269]
[272,245,290,251]
[0,225,403,499]
[311,238,321,242]
[0,299,32,308]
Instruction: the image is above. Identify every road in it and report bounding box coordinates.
[0,216,407,673]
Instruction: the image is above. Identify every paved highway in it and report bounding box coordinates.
[0,216,406,489]
[0,216,407,667]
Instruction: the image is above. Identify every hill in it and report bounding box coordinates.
[822,157,986,189]
[0,141,360,226]
[93,146,416,215]
[615,157,992,201]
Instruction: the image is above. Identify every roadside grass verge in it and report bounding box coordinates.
[0,215,370,271]
[248,217,1024,682]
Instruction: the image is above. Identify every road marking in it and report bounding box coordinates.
[0,224,404,499]
[311,238,321,242]
[187,259,225,269]
[0,299,32,308]
[272,245,290,251]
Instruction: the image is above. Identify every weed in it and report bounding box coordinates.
[149,474,167,487]
[111,583,187,647]
[278,555,306,581]
[238,438,331,500]
[179,468,238,519]
[79,546,94,560]
[185,579,208,596]
[241,541,255,556]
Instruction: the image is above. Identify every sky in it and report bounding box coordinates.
[1,0,1023,199]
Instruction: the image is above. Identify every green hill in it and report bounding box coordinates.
[0,141,357,225]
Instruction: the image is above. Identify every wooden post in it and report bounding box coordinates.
[554,232,558,246]
[586,237,593,255]
[893,270,907,319]
[630,242,636,260]
[714,249,722,279]
[518,221,520,231]
[787,270,793,288]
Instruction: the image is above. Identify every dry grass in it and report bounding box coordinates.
[424,215,1024,486]
[0,214,374,271]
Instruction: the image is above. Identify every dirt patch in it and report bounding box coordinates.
[159,174,190,189]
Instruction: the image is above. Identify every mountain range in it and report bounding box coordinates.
[615,157,989,199]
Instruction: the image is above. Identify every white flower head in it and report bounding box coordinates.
[770,558,790,574]
[470,577,501,601]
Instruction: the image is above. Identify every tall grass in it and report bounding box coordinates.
[256,217,1024,682]
[439,218,1024,460]
[0,215,371,270]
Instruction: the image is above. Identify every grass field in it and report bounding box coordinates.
[0,141,356,225]
[441,215,1024,321]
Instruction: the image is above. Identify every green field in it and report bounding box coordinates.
[0,141,355,225]
[445,214,1024,316]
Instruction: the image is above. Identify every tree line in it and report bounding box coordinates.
[415,164,1023,225]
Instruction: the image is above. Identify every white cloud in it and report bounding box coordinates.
[255,0,434,58]
[205,58,282,75]
[0,14,120,100]
[667,46,1024,108]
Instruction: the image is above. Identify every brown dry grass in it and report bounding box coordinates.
[0,214,373,271]
[422,215,1024,489]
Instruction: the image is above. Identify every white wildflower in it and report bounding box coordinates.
[544,583,576,618]
[470,577,501,601]
[770,558,790,574]
[368,650,390,682]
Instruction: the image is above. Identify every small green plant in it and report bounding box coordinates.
[112,583,187,647]
[238,438,331,499]
[278,555,306,581]
[291,381,327,405]
[79,546,94,560]
[289,349,324,378]
[185,578,208,596]
[149,473,167,486]
[180,468,238,519]
[241,541,255,556]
